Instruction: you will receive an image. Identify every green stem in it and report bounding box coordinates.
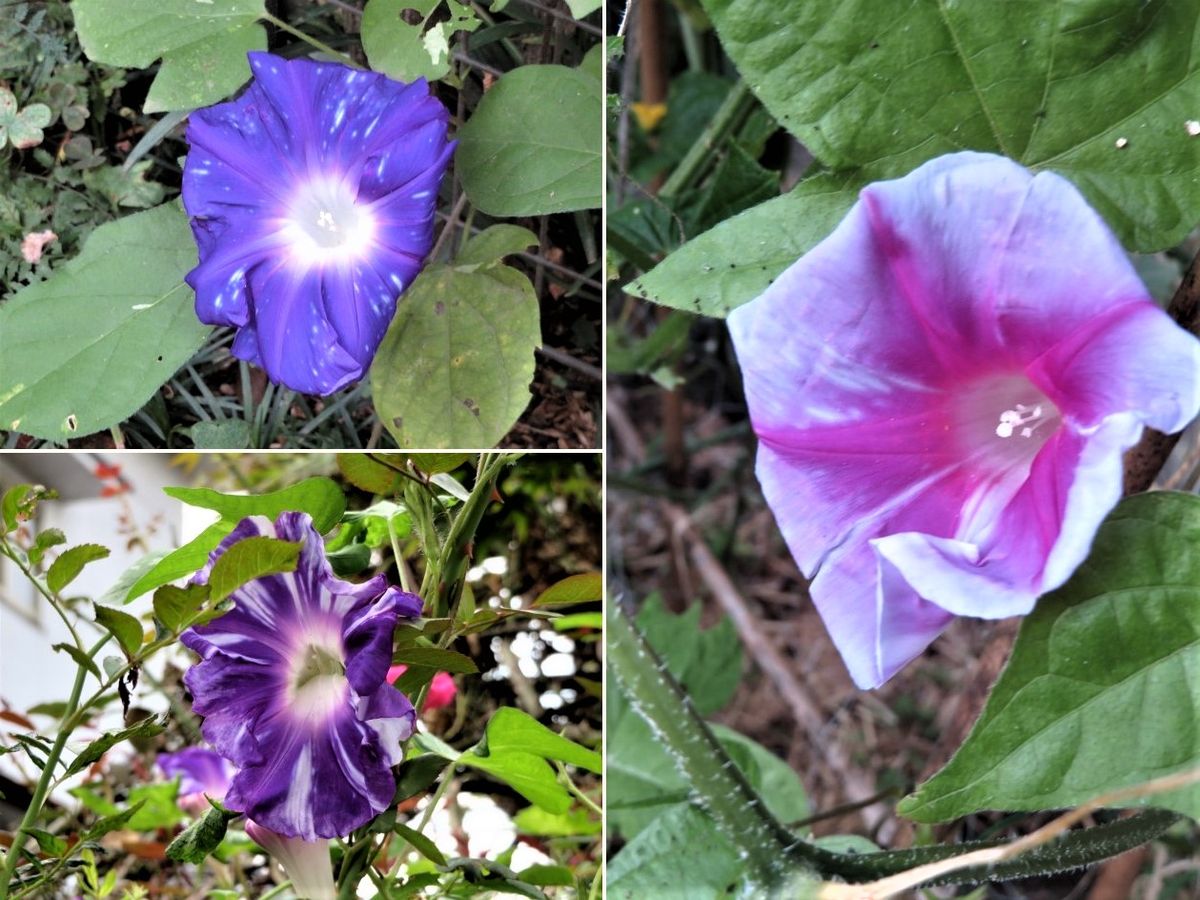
[260,12,357,66]
[555,761,601,817]
[0,636,108,899]
[259,880,294,900]
[658,80,754,201]
[0,540,83,652]
[414,762,457,835]
[433,453,507,627]
[587,863,603,900]
[606,601,818,892]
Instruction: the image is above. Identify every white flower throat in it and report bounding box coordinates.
[284,178,375,259]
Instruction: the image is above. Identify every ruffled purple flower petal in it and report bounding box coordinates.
[181,512,423,839]
[182,51,454,395]
[729,151,1200,689]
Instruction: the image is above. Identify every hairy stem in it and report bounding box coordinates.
[606,599,819,892]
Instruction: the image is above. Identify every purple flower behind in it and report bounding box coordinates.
[182,52,454,395]
[729,152,1200,689]
[181,511,423,840]
[157,746,234,814]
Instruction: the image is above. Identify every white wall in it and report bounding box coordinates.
[0,453,189,802]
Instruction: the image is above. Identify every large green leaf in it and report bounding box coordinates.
[457,64,602,215]
[459,707,600,813]
[361,0,478,83]
[625,172,859,317]
[899,492,1200,823]
[609,805,745,900]
[633,593,743,716]
[71,0,265,112]
[699,0,1200,252]
[164,478,347,532]
[124,478,345,602]
[206,536,302,603]
[370,263,540,448]
[0,204,207,441]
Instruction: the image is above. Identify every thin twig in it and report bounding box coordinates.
[536,345,602,380]
[818,766,1200,899]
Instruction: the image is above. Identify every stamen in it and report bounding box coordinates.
[995,403,1051,439]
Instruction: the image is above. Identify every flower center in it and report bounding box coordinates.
[954,373,1062,473]
[994,402,1054,440]
[287,641,348,724]
[285,179,375,258]
[293,644,345,688]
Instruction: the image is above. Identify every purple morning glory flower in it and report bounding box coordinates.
[157,746,235,815]
[182,52,454,395]
[181,511,423,839]
[729,152,1200,689]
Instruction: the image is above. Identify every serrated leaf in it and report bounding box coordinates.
[28,527,67,566]
[166,802,240,863]
[71,0,264,112]
[52,642,102,681]
[900,492,1200,823]
[626,172,860,317]
[391,646,478,674]
[0,203,207,440]
[7,103,51,149]
[699,0,1200,251]
[152,583,210,632]
[124,521,234,603]
[457,64,602,215]
[370,263,540,448]
[84,799,147,840]
[47,544,111,594]
[532,572,602,608]
[207,536,301,604]
[93,603,143,657]
[65,716,166,778]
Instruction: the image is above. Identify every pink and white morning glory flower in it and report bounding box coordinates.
[729,151,1200,689]
[182,52,453,395]
[181,511,423,839]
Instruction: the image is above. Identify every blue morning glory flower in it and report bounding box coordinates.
[182,52,454,395]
